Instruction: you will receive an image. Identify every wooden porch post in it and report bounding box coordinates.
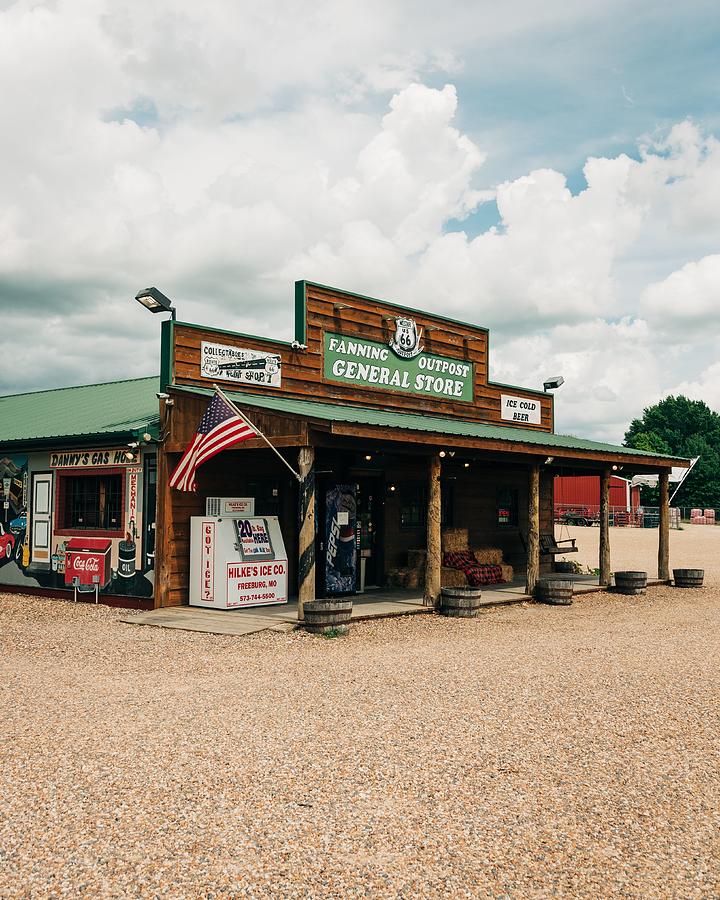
[526,464,540,596]
[424,454,442,608]
[658,470,670,580]
[599,469,611,586]
[297,445,315,620]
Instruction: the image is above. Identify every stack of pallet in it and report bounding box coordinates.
[690,508,716,525]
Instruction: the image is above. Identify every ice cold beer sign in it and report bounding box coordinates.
[500,394,542,425]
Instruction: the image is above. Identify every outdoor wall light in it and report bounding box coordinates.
[364,454,373,461]
[439,450,446,458]
[545,456,554,465]
[135,286,176,319]
[543,375,564,391]
[388,483,397,492]
[464,462,470,468]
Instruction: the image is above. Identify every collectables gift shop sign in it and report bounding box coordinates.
[200,341,281,388]
[323,326,474,402]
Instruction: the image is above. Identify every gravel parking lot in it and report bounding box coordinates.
[1,526,719,898]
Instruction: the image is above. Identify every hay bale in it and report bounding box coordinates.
[388,567,424,589]
[442,528,468,552]
[473,547,502,565]
[403,569,423,590]
[441,566,467,588]
[499,564,514,583]
[407,549,427,570]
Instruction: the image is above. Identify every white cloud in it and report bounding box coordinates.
[1,0,720,446]
[640,254,720,334]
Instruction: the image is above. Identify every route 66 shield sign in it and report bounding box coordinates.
[389,317,424,359]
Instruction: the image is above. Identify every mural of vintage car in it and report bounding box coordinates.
[8,512,27,563]
[0,523,16,563]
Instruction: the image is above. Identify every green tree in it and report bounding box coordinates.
[624,396,720,508]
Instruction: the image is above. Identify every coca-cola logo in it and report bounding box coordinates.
[70,555,101,573]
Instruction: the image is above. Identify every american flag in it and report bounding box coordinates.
[169,391,258,492]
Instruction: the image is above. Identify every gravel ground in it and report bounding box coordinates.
[1,527,719,898]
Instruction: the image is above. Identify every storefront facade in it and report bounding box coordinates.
[0,378,160,605]
[154,281,686,611]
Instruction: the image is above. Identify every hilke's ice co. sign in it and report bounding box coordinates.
[323,323,474,402]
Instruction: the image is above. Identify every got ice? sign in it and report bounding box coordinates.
[500,394,541,425]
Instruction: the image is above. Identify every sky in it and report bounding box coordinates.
[1,0,719,442]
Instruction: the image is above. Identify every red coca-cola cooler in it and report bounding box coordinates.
[64,538,112,590]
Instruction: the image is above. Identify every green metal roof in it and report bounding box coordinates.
[0,376,160,446]
[173,384,687,466]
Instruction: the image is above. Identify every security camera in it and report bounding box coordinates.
[543,376,565,391]
[291,340,308,351]
[127,441,140,449]
[156,392,170,400]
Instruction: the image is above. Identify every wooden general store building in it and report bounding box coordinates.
[153,280,686,612]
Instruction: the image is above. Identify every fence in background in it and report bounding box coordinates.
[554,504,718,529]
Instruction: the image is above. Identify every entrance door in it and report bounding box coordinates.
[31,472,53,568]
[142,455,157,573]
[356,479,383,589]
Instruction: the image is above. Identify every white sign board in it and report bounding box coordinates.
[200,341,281,388]
[189,515,288,609]
[500,394,542,425]
[206,496,255,517]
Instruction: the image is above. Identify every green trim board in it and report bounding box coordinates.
[294,280,307,344]
[160,318,173,393]
[171,384,688,467]
[0,376,160,445]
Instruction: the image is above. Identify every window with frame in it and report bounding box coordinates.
[59,473,124,532]
[399,482,426,528]
[398,480,454,528]
[497,487,519,528]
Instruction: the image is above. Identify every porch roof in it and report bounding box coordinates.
[172,384,688,470]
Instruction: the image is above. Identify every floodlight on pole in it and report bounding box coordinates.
[543,375,564,392]
[135,286,176,320]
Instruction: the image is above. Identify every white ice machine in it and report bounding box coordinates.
[189,515,288,609]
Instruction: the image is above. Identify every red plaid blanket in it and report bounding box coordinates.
[443,551,504,586]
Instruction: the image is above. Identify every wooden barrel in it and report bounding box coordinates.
[440,586,483,617]
[614,571,647,595]
[303,600,353,634]
[673,568,704,588]
[535,579,573,605]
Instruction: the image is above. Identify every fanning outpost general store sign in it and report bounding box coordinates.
[324,319,474,402]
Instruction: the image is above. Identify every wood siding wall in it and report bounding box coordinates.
[169,282,553,430]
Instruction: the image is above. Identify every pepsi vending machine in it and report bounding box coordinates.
[324,484,357,595]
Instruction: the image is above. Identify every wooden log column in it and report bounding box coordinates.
[297,446,316,620]
[526,464,540,596]
[424,454,442,608]
[658,470,670,580]
[599,469,611,586]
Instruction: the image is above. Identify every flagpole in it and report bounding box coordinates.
[213,384,303,482]
[669,456,699,504]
